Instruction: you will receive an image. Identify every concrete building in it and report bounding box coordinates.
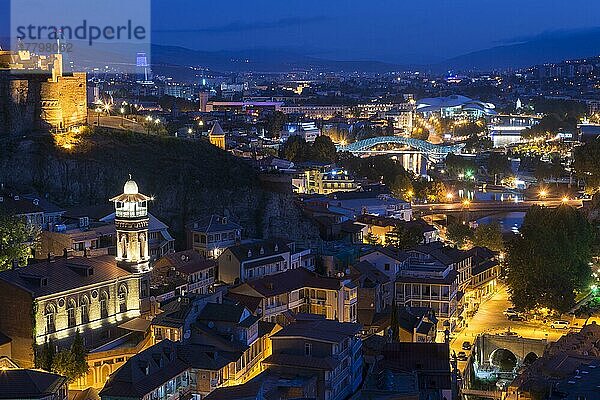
[281,105,347,119]
[280,122,321,143]
[295,167,358,195]
[0,254,142,367]
[228,267,358,325]
[152,250,217,297]
[186,215,242,259]
[217,239,293,284]
[416,95,496,120]
[263,317,363,400]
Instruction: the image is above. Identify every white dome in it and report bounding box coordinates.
[123,179,139,195]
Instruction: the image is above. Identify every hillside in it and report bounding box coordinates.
[0,130,320,247]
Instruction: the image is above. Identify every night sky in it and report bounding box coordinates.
[2,0,600,63]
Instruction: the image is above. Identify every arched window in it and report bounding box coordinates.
[80,295,90,324]
[67,299,77,328]
[118,285,128,314]
[45,303,56,334]
[100,291,109,319]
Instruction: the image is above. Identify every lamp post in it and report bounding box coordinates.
[120,107,125,128]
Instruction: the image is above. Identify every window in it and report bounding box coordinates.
[100,292,109,319]
[67,299,76,328]
[45,304,56,334]
[80,296,89,324]
[200,235,207,244]
[304,342,312,356]
[119,285,128,314]
[384,263,390,271]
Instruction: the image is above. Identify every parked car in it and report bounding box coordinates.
[457,351,468,361]
[550,320,570,329]
[504,308,520,318]
[508,314,525,321]
[462,341,471,350]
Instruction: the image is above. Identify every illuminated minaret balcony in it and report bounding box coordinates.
[110,177,153,273]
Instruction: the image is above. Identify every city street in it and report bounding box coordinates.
[448,286,595,369]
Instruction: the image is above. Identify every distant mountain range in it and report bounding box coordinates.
[152,28,600,75]
[437,28,600,72]
[151,45,404,75]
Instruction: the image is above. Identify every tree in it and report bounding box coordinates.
[389,301,399,342]
[472,222,504,252]
[51,331,88,382]
[574,140,600,189]
[486,152,511,177]
[36,339,56,371]
[310,135,337,163]
[0,212,39,270]
[506,205,594,313]
[386,224,422,249]
[280,135,309,162]
[264,111,287,138]
[447,223,473,248]
[364,231,380,246]
[389,174,414,201]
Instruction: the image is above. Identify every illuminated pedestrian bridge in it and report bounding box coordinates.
[337,136,465,163]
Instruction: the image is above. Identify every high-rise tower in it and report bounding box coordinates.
[110,177,151,273]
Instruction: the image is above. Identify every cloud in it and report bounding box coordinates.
[154,16,331,34]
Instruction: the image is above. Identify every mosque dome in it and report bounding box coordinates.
[123,179,139,195]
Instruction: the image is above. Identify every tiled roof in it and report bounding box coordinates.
[226,239,291,263]
[271,319,361,343]
[351,260,391,286]
[159,250,216,274]
[230,267,341,298]
[99,340,189,398]
[187,214,242,233]
[0,369,67,398]
[0,255,132,297]
[198,303,248,324]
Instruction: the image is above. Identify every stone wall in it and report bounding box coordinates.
[0,71,86,136]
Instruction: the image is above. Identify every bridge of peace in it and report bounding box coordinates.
[337,136,465,175]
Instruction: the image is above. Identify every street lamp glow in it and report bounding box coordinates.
[462,199,471,207]
[120,107,125,114]
[446,193,454,201]
[198,120,204,126]
[561,196,569,204]
[103,103,111,112]
[539,189,547,198]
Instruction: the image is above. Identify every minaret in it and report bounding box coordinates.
[110,177,151,273]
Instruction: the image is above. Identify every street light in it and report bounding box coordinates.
[120,107,125,127]
[539,189,548,198]
[446,193,454,201]
[561,196,569,204]
[462,199,471,207]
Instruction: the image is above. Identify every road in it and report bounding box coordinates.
[87,112,146,133]
[448,286,595,370]
[414,199,582,214]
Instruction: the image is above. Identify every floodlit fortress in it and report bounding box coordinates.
[0,49,87,136]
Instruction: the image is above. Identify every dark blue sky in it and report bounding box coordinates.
[3,0,600,63]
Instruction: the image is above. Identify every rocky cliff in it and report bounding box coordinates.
[0,130,321,247]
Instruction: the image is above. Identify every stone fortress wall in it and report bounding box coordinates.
[0,51,87,137]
